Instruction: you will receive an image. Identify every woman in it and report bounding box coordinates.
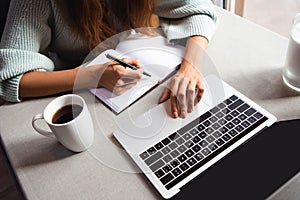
[0,0,218,118]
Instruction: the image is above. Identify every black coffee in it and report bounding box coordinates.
[52,104,83,124]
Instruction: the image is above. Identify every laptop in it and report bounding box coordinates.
[113,74,277,199]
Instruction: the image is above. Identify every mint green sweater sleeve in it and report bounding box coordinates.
[0,0,54,102]
[155,0,218,43]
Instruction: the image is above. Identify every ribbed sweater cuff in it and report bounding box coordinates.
[161,14,217,44]
[0,75,22,102]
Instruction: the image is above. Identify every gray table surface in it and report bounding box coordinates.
[1,7,299,200]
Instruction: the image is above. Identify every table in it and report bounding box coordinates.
[1,7,300,200]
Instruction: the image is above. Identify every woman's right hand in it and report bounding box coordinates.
[87,58,143,95]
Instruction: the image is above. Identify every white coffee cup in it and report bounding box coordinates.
[32,94,94,152]
[283,13,300,91]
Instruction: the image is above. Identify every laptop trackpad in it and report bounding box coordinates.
[117,100,211,140]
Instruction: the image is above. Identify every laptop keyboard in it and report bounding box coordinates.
[139,95,268,190]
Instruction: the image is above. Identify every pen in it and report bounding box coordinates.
[105,53,151,77]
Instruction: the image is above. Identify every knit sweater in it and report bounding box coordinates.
[0,0,218,102]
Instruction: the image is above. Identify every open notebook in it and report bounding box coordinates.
[87,33,185,114]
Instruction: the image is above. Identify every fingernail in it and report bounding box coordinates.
[173,111,178,118]
[181,111,187,118]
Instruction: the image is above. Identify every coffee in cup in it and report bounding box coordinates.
[32,94,94,152]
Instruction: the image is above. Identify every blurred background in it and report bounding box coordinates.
[238,0,300,37]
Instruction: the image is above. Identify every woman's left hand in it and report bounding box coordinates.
[159,59,204,118]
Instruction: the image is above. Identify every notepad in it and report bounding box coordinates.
[87,33,185,114]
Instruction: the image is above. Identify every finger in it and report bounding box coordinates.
[113,82,138,95]
[187,81,196,113]
[121,77,140,84]
[169,75,181,118]
[121,68,143,80]
[177,77,189,118]
[170,93,179,118]
[122,58,141,68]
[159,87,171,103]
[195,80,205,105]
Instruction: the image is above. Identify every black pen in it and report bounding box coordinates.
[105,53,151,77]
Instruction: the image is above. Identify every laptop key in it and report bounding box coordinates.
[185,140,194,148]
[171,168,182,177]
[235,125,245,132]
[199,140,208,148]
[155,169,165,178]
[140,151,149,160]
[149,159,165,172]
[179,163,190,171]
[197,124,205,131]
[145,151,164,166]
[189,128,199,136]
[187,158,197,166]
[232,118,241,125]
[210,106,220,114]
[154,142,164,150]
[178,145,187,153]
[198,131,207,139]
[217,102,226,109]
[169,142,178,150]
[183,133,192,140]
[225,122,234,129]
[209,116,218,123]
[147,147,156,155]
[175,137,185,145]
[206,135,215,143]
[200,111,212,121]
[185,149,195,157]
[170,159,180,168]
[192,144,201,152]
[223,98,232,105]
[230,110,239,117]
[237,103,250,113]
[169,132,180,141]
[161,146,171,155]
[224,114,233,121]
[203,120,211,127]
[219,127,229,134]
[228,99,244,110]
[194,152,204,161]
[222,134,232,141]
[162,138,171,146]
[208,143,218,151]
[248,116,257,124]
[241,121,251,128]
[192,136,201,143]
[170,150,180,158]
[178,154,187,163]
[254,112,263,119]
[160,173,174,185]
[163,155,173,163]
[229,95,238,101]
[215,138,225,146]
[212,123,221,130]
[228,129,238,137]
[238,114,247,121]
[201,148,211,156]
[245,108,256,116]
[163,165,173,173]
[212,131,222,138]
[205,127,214,134]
